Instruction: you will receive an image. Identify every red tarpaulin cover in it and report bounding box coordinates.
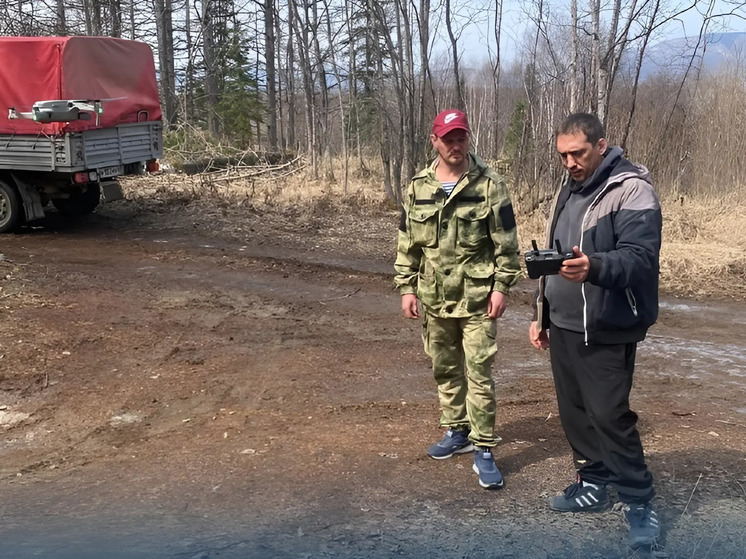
[0,36,162,135]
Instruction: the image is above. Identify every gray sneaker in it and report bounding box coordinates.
[624,502,660,547]
[427,428,474,459]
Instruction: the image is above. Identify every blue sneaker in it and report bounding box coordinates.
[472,447,504,489]
[427,428,474,459]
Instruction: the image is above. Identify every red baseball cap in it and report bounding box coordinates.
[432,109,470,136]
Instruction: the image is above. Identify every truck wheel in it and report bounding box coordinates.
[52,183,101,216]
[0,179,22,233]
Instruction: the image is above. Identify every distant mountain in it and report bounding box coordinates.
[641,32,746,79]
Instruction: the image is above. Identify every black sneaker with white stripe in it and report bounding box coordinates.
[624,502,660,547]
[549,479,610,512]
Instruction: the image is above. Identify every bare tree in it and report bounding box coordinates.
[55,0,66,34]
[486,0,504,155]
[323,0,349,192]
[445,0,465,109]
[416,0,435,168]
[154,0,178,126]
[621,0,661,150]
[263,0,278,151]
[570,0,578,112]
[311,0,334,180]
[183,0,195,121]
[285,0,297,152]
[590,0,600,114]
[289,0,318,177]
[109,0,121,36]
[201,0,221,135]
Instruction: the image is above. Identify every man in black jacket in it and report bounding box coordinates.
[529,113,663,548]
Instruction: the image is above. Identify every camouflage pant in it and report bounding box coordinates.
[422,312,500,448]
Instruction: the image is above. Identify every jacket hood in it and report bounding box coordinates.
[608,151,651,185]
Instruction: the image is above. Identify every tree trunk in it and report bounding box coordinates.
[290,0,317,178]
[445,0,464,110]
[311,0,333,181]
[55,0,66,35]
[371,0,406,202]
[570,0,578,112]
[323,0,348,193]
[397,0,416,181]
[286,0,297,152]
[344,0,365,171]
[154,0,177,126]
[590,0,600,116]
[264,0,278,151]
[184,0,194,123]
[597,0,622,125]
[274,1,286,151]
[83,0,93,35]
[129,0,135,39]
[417,0,433,168]
[202,0,220,136]
[491,0,503,156]
[109,0,121,37]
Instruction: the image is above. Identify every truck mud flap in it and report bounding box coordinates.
[101,181,124,203]
[10,173,45,222]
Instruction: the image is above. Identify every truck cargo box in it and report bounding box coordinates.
[0,36,162,135]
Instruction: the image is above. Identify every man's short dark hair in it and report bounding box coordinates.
[557,113,605,145]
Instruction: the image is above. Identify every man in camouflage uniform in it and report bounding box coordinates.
[394,109,521,489]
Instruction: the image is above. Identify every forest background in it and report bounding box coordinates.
[2,0,746,297]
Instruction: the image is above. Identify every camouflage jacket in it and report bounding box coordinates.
[394,153,521,317]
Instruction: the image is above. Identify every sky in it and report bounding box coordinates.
[438,0,746,66]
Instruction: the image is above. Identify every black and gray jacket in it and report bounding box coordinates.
[536,147,662,344]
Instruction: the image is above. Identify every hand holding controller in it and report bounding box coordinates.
[524,239,575,279]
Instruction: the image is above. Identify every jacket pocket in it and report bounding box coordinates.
[463,263,494,313]
[409,204,439,247]
[592,286,639,331]
[625,288,639,317]
[455,205,489,249]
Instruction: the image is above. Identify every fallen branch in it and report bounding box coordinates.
[681,473,702,517]
[202,156,302,179]
[714,419,745,427]
[736,479,746,498]
[197,157,305,188]
[319,288,361,305]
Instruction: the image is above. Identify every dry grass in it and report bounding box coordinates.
[122,159,746,300]
[141,155,393,213]
[660,193,746,300]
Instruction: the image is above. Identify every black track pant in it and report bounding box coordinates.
[549,323,655,503]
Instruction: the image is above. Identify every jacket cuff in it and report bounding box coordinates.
[587,255,603,284]
[398,285,417,295]
[491,281,511,295]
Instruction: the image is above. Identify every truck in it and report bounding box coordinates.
[0,36,163,233]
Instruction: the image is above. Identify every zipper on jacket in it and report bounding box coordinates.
[625,287,639,317]
[579,182,614,345]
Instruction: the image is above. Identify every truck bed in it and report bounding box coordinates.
[0,121,162,174]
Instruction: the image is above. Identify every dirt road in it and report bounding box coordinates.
[1,194,744,559]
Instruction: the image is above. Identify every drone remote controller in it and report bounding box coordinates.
[524,239,574,279]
